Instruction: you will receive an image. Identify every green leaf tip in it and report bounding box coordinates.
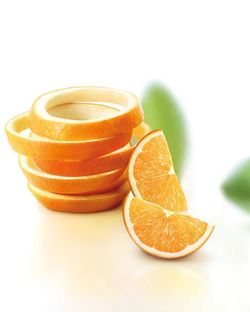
[222,158,250,212]
[142,82,187,176]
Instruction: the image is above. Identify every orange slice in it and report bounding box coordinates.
[123,195,214,259]
[5,112,131,160]
[29,86,143,140]
[34,122,151,176]
[129,130,187,212]
[19,155,125,195]
[28,182,130,213]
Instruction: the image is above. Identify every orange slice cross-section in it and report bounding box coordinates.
[129,130,187,212]
[123,195,214,259]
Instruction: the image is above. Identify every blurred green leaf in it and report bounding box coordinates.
[222,159,250,212]
[142,83,187,176]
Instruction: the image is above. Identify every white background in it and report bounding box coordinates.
[1,1,250,311]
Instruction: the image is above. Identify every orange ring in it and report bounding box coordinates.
[28,182,130,213]
[5,112,132,160]
[19,155,126,194]
[34,122,151,176]
[29,86,144,140]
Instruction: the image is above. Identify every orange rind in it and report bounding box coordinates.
[5,112,131,160]
[123,195,214,259]
[34,122,151,176]
[19,155,125,195]
[29,86,143,140]
[28,182,130,213]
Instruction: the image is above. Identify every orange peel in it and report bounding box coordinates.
[29,86,144,140]
[28,182,130,213]
[19,155,125,195]
[34,122,151,176]
[5,112,131,160]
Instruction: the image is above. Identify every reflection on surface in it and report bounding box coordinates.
[31,204,212,311]
[122,265,207,312]
[32,206,128,301]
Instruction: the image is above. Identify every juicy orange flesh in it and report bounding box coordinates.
[133,135,187,212]
[129,198,208,253]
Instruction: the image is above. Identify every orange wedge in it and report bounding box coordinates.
[129,130,187,212]
[34,122,151,176]
[29,86,143,140]
[19,155,125,195]
[28,182,130,213]
[5,112,131,160]
[123,195,214,259]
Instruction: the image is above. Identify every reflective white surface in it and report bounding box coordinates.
[1,1,250,311]
[0,157,250,312]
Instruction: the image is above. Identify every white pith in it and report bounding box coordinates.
[33,86,139,124]
[47,102,122,121]
[124,194,214,259]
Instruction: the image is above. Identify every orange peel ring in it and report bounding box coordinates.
[28,182,130,213]
[29,86,144,140]
[34,122,151,176]
[5,112,132,160]
[19,155,127,195]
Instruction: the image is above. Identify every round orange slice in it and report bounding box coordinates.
[29,86,143,140]
[34,122,151,176]
[5,112,131,160]
[28,182,130,213]
[129,130,187,212]
[123,195,214,259]
[19,155,125,195]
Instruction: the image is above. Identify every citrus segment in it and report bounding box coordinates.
[129,130,187,212]
[123,195,214,259]
[30,86,143,140]
[5,112,131,160]
[28,182,130,213]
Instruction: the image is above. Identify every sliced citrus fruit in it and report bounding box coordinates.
[34,144,132,177]
[19,155,125,195]
[28,182,130,213]
[123,195,214,259]
[29,86,143,140]
[129,130,187,212]
[34,122,151,176]
[5,112,131,160]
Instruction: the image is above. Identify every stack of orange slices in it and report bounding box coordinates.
[6,86,214,259]
[5,86,149,213]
